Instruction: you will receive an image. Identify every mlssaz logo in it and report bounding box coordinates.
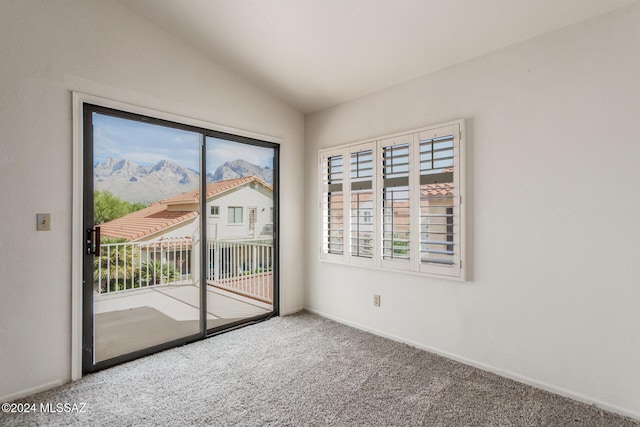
[40,403,87,413]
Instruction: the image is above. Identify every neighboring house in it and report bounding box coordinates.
[97,176,274,291]
[100,176,273,243]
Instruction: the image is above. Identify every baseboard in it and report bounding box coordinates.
[1,379,67,404]
[280,306,305,316]
[305,307,640,422]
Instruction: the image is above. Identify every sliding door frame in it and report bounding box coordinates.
[203,129,280,337]
[72,92,280,378]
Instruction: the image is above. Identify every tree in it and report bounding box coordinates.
[94,237,139,293]
[93,238,181,293]
[94,190,146,224]
[141,259,180,285]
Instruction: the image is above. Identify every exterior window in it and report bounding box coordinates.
[210,205,220,217]
[318,120,465,280]
[248,207,257,233]
[228,206,243,224]
[446,207,454,252]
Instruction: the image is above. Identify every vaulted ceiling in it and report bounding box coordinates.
[116,0,636,114]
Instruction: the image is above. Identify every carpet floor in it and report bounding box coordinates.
[1,311,638,426]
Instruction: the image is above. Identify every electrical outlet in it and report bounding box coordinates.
[373,294,381,307]
[37,213,51,231]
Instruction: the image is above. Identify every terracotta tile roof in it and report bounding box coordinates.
[99,176,269,241]
[205,176,271,199]
[158,176,272,205]
[152,236,193,248]
[327,182,453,204]
[421,182,453,197]
[99,201,197,241]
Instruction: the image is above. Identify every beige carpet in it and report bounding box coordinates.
[2,312,638,426]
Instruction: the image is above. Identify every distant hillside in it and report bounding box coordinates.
[94,158,272,204]
[210,159,273,184]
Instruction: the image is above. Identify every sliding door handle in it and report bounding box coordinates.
[86,227,101,256]
[94,226,101,257]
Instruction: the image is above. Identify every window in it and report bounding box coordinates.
[417,128,460,276]
[446,207,454,253]
[350,146,374,259]
[320,154,345,257]
[248,207,257,234]
[318,120,465,280]
[210,206,220,217]
[381,137,411,268]
[228,207,243,224]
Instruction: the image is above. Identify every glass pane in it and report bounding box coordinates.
[205,137,275,329]
[350,190,373,258]
[382,145,410,261]
[350,150,373,258]
[420,136,455,265]
[92,113,201,363]
[322,155,344,255]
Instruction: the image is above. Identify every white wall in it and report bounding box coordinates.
[206,185,273,241]
[0,0,304,401]
[305,2,640,419]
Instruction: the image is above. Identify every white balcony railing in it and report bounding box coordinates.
[95,238,193,294]
[95,238,273,304]
[206,239,273,303]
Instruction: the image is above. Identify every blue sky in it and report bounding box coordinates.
[93,113,273,172]
[206,137,274,173]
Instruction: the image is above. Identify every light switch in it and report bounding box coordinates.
[37,213,51,231]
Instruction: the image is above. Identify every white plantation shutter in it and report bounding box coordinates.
[418,125,461,277]
[379,135,412,269]
[318,120,465,280]
[320,152,346,258]
[350,145,375,260]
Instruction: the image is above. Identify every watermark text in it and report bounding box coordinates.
[2,402,87,414]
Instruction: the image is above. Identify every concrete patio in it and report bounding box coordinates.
[94,284,272,362]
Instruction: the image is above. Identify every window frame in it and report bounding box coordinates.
[248,206,257,234]
[318,119,466,281]
[227,206,243,225]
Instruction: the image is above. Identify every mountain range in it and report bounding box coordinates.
[211,159,273,183]
[94,158,272,204]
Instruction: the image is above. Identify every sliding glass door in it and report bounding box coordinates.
[83,104,278,373]
[204,136,277,331]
